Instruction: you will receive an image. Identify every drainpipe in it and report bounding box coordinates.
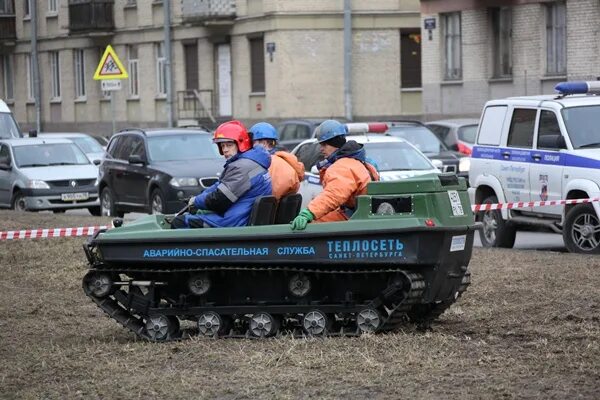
[31,0,41,132]
[343,0,352,122]
[164,0,173,127]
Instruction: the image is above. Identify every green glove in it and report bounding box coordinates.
[195,209,214,215]
[291,208,314,231]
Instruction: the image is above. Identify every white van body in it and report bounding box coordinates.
[0,99,22,139]
[469,90,600,253]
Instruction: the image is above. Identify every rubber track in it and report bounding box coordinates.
[83,266,467,341]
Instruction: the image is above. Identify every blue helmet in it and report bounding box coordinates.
[249,122,278,141]
[315,120,347,143]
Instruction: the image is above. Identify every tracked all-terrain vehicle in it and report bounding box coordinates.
[83,174,476,341]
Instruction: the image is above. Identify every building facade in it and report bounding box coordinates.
[0,0,422,135]
[420,0,600,120]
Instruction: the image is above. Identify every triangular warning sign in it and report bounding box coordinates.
[93,45,128,80]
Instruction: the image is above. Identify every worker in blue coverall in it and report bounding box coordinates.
[170,120,272,229]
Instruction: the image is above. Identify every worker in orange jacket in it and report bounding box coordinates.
[291,120,379,230]
[249,122,305,201]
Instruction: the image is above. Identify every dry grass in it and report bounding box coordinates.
[0,210,598,399]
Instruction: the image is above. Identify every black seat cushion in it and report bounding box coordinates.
[274,193,303,224]
[248,195,277,226]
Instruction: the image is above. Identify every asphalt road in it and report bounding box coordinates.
[62,209,567,252]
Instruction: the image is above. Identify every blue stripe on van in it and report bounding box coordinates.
[472,146,600,169]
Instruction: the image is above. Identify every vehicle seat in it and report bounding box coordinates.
[248,195,277,226]
[274,193,303,224]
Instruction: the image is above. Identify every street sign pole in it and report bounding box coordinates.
[110,93,116,134]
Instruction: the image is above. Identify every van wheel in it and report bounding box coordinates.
[476,195,516,248]
[563,204,600,254]
[100,187,123,218]
[11,192,27,212]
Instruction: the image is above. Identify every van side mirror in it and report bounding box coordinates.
[538,134,566,150]
[128,154,146,165]
[0,159,11,170]
[93,159,101,166]
[28,129,37,138]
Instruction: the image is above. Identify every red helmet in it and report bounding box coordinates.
[213,120,252,154]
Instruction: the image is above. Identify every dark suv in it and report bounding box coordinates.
[98,128,223,217]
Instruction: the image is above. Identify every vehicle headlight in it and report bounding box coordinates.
[94,178,99,187]
[169,177,199,187]
[26,180,50,189]
[459,157,471,173]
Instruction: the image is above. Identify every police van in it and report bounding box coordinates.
[469,81,600,253]
[0,99,22,139]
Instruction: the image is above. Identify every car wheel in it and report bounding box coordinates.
[100,187,123,218]
[88,206,102,216]
[11,192,27,212]
[476,194,516,248]
[563,204,600,254]
[150,188,165,215]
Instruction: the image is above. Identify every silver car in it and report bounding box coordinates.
[0,138,101,215]
[38,132,106,164]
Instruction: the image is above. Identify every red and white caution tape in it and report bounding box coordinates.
[471,197,600,212]
[2,197,600,239]
[0,225,109,240]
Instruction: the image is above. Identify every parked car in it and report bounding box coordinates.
[98,128,224,217]
[39,132,105,164]
[276,119,324,151]
[90,134,109,150]
[291,125,440,208]
[384,120,470,180]
[469,81,600,253]
[426,118,479,155]
[0,138,100,215]
[0,99,22,139]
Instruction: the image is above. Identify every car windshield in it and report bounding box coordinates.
[0,112,22,139]
[14,143,90,167]
[387,125,446,154]
[562,105,600,149]
[364,142,434,172]
[148,134,221,161]
[458,125,478,143]
[71,136,104,154]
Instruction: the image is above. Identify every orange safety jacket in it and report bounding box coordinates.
[269,151,305,200]
[307,157,379,223]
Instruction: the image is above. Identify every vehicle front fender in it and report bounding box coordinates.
[564,178,600,220]
[471,174,509,219]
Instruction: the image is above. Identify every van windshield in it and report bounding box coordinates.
[0,112,22,139]
[562,105,600,149]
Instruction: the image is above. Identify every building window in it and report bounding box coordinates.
[184,42,199,90]
[400,30,422,88]
[0,0,14,14]
[50,51,61,99]
[249,36,265,93]
[25,54,34,100]
[73,49,85,98]
[1,55,14,100]
[442,12,462,80]
[48,0,58,14]
[546,2,566,75]
[128,45,139,97]
[155,42,167,96]
[491,7,512,78]
[24,0,31,17]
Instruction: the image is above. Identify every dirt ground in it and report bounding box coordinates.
[0,210,598,400]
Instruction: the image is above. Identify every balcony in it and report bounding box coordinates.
[181,0,236,24]
[0,14,16,41]
[68,0,114,34]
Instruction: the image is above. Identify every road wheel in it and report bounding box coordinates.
[476,195,516,248]
[11,192,27,212]
[100,187,123,218]
[150,188,165,215]
[88,206,101,216]
[563,204,600,254]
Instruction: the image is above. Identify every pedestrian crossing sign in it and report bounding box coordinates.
[93,45,128,80]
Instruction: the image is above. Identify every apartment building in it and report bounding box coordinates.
[0,0,422,135]
[420,0,600,119]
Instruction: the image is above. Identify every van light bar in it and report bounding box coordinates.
[555,81,600,95]
[345,123,388,134]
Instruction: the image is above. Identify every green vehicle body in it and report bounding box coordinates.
[83,174,477,340]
